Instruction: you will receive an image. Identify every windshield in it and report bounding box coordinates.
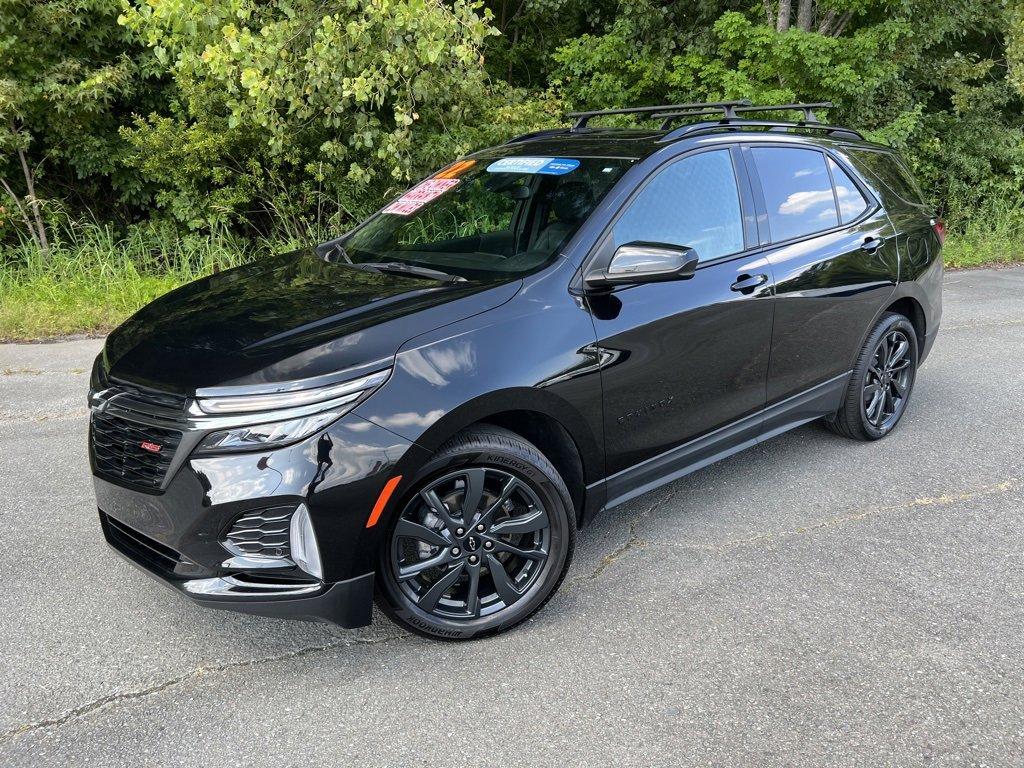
[340,156,633,280]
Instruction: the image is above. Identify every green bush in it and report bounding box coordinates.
[2,0,1024,339]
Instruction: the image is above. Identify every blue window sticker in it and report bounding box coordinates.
[486,157,581,176]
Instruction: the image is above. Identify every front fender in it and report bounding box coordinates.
[353,269,604,487]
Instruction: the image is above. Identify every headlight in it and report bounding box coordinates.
[194,369,389,415]
[192,368,390,454]
[196,412,342,453]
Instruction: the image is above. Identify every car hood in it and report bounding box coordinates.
[103,249,521,394]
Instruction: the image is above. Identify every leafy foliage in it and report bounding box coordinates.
[548,0,1024,225]
[0,0,163,253]
[117,0,499,232]
[0,0,1022,251]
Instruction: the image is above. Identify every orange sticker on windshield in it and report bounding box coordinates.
[434,160,476,179]
[383,178,460,215]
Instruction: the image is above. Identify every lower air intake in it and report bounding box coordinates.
[223,507,294,559]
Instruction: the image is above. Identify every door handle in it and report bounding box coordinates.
[860,236,885,254]
[730,273,768,294]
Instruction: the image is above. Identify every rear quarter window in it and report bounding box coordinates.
[846,148,927,208]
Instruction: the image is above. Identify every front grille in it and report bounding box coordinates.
[101,512,182,576]
[223,507,294,559]
[91,412,182,491]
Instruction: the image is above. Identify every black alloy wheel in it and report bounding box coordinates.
[825,311,919,441]
[376,427,575,640]
[863,328,914,431]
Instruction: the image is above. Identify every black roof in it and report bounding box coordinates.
[472,102,873,161]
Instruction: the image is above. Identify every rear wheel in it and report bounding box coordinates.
[825,312,918,441]
[376,426,575,640]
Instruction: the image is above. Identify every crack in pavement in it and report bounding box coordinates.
[654,479,1019,556]
[568,487,682,588]
[1,367,86,376]
[563,480,1019,588]
[0,408,88,425]
[0,631,408,746]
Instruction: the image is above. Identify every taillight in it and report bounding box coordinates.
[932,218,946,245]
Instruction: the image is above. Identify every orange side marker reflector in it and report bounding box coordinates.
[366,475,403,529]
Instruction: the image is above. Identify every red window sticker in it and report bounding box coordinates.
[383,178,460,215]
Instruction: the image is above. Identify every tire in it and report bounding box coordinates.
[375,426,576,640]
[825,311,919,441]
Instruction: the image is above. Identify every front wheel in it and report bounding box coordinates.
[825,311,919,441]
[376,426,575,640]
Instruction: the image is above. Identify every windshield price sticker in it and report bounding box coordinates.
[383,178,460,215]
[486,157,581,176]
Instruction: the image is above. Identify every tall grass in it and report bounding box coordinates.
[2,205,1023,340]
[942,199,1024,269]
[0,222,276,340]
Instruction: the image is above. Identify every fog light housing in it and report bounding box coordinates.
[289,503,323,579]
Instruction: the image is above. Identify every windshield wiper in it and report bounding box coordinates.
[356,261,467,283]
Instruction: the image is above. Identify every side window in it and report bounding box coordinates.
[847,148,927,207]
[612,149,744,261]
[828,158,869,223]
[752,147,837,241]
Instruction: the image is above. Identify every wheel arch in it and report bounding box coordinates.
[849,289,928,371]
[405,388,602,524]
[884,295,926,351]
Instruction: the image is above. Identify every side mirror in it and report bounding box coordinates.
[585,241,699,290]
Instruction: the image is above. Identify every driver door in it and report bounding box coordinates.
[586,147,775,497]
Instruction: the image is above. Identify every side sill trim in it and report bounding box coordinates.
[599,372,850,512]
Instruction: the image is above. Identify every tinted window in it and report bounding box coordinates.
[613,150,744,261]
[828,158,869,223]
[753,147,837,241]
[848,148,926,206]
[343,156,632,279]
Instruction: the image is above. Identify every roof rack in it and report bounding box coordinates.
[738,102,833,122]
[653,102,865,142]
[653,108,739,130]
[566,100,752,131]
[655,102,832,127]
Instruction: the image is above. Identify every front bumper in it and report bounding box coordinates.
[92,411,428,627]
[101,509,375,625]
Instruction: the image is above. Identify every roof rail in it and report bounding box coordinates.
[658,119,865,143]
[652,102,865,142]
[655,102,835,128]
[735,102,834,122]
[566,100,752,131]
[654,108,736,130]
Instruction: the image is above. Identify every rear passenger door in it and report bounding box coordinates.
[743,144,898,412]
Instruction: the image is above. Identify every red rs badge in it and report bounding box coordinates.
[139,441,162,454]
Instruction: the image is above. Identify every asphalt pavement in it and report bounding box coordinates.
[1,267,1022,766]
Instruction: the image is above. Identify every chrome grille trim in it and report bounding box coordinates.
[223,507,295,560]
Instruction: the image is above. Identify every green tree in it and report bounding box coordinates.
[550,0,1024,220]
[0,0,157,256]
[118,0,499,235]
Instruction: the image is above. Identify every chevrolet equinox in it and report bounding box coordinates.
[89,101,943,639]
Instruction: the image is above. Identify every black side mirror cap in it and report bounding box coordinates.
[584,242,699,290]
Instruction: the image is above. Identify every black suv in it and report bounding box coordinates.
[89,102,943,640]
